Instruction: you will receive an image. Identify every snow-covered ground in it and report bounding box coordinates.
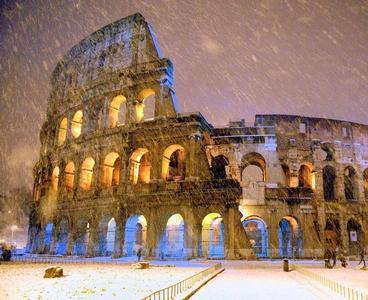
[0,261,207,300]
[190,260,367,300]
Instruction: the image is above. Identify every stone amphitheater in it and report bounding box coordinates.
[27,13,368,260]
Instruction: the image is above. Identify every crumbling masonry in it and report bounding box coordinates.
[28,13,368,259]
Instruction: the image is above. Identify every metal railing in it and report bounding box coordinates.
[142,262,222,300]
[293,264,368,300]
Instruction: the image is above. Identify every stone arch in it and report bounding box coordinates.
[51,166,60,191]
[64,162,75,192]
[278,216,302,258]
[106,218,116,256]
[211,155,229,179]
[298,163,314,188]
[363,168,368,199]
[321,143,334,161]
[136,88,155,122]
[344,166,358,201]
[241,152,266,181]
[79,157,95,190]
[96,215,115,256]
[124,214,147,256]
[108,95,127,127]
[71,110,83,138]
[347,218,364,255]
[323,165,336,200]
[58,117,68,145]
[129,148,151,184]
[201,213,225,258]
[162,144,186,181]
[159,213,185,258]
[102,152,120,187]
[56,218,68,255]
[242,216,268,257]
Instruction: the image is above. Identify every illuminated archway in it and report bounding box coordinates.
[102,152,120,187]
[242,216,268,257]
[58,117,68,145]
[106,218,116,256]
[79,157,95,190]
[159,214,185,258]
[96,216,116,256]
[298,164,314,188]
[241,152,266,181]
[201,213,224,258]
[124,215,147,256]
[108,95,126,127]
[162,145,186,181]
[51,167,60,191]
[278,216,302,258]
[71,110,83,138]
[136,88,155,122]
[64,162,75,192]
[129,148,151,184]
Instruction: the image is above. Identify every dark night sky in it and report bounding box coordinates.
[0,0,367,192]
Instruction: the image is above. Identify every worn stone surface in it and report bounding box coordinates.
[44,266,63,278]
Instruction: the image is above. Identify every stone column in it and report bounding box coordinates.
[184,210,198,258]
[86,222,98,257]
[49,223,59,255]
[37,226,46,254]
[113,218,125,258]
[224,208,236,259]
[66,225,76,255]
[267,209,279,258]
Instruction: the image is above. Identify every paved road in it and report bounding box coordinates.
[190,261,338,300]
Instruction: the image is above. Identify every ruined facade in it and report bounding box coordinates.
[28,13,368,259]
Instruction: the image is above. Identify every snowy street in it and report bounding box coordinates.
[190,260,363,300]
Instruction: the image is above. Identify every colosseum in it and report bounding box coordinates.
[27,13,368,260]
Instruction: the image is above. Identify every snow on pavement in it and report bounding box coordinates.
[190,261,338,300]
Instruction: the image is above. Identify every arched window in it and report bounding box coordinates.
[71,110,83,138]
[51,166,60,191]
[159,214,185,258]
[129,148,151,184]
[58,118,68,145]
[298,164,313,188]
[79,157,95,190]
[363,169,368,199]
[344,166,357,201]
[201,213,224,258]
[162,145,186,181]
[241,152,266,182]
[323,166,336,200]
[102,152,120,187]
[64,162,75,192]
[211,155,229,179]
[124,215,147,256]
[278,216,302,258]
[108,95,126,127]
[136,88,155,122]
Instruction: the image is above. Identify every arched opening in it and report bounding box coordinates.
[124,215,147,256]
[102,152,120,187]
[211,155,229,179]
[363,169,368,199]
[51,167,60,191]
[159,214,185,258]
[129,148,151,184]
[136,88,155,122]
[95,216,115,256]
[106,218,116,256]
[282,164,291,187]
[79,157,95,190]
[162,145,186,181]
[324,217,341,254]
[344,166,357,201]
[44,222,53,253]
[56,219,68,255]
[201,213,224,258]
[323,166,336,201]
[241,152,266,181]
[71,110,83,138]
[108,95,126,127]
[73,221,89,256]
[347,219,364,255]
[64,162,75,192]
[58,118,68,145]
[242,216,268,257]
[278,216,302,258]
[298,164,314,188]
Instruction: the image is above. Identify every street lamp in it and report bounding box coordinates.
[10,225,17,245]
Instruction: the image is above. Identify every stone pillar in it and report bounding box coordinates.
[49,223,59,254]
[151,147,162,181]
[268,210,279,258]
[225,207,236,259]
[66,226,76,255]
[335,166,345,202]
[113,218,125,258]
[37,226,46,254]
[184,210,198,258]
[340,217,349,254]
[86,222,98,257]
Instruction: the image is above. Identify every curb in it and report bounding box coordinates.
[178,268,225,300]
